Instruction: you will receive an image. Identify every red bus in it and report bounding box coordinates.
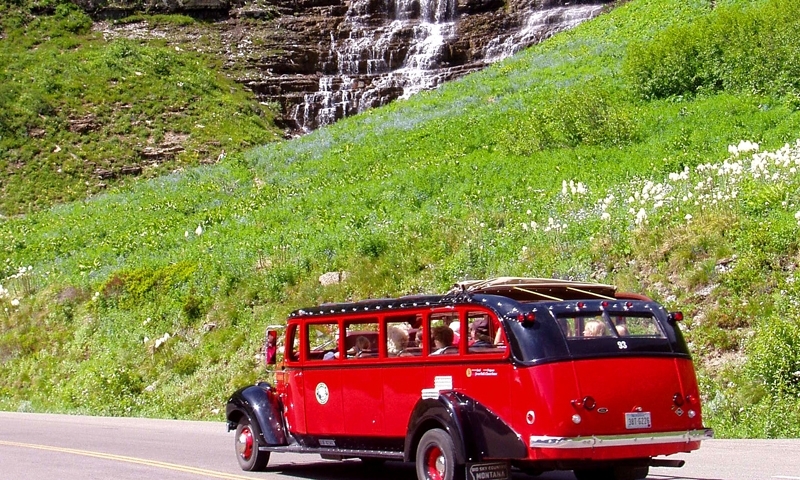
[226,277,713,480]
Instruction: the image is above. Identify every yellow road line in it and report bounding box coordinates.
[0,440,255,479]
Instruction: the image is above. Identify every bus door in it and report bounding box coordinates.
[302,321,344,435]
[280,323,306,434]
[461,311,513,419]
[418,310,513,421]
[382,313,427,436]
[339,319,385,436]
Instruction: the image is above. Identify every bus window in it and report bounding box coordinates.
[612,315,665,337]
[559,316,614,339]
[286,324,300,363]
[429,312,459,355]
[307,322,339,361]
[467,311,506,354]
[345,319,379,359]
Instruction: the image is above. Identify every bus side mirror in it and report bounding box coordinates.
[265,330,278,365]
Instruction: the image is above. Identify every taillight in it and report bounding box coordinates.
[571,396,596,411]
[673,393,685,407]
[669,311,684,322]
[517,311,536,324]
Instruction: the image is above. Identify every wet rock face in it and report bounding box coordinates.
[84,0,611,134]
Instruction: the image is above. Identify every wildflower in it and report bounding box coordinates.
[685,214,693,222]
[635,208,647,225]
[737,140,759,153]
[11,298,20,307]
[195,225,203,236]
[601,212,611,221]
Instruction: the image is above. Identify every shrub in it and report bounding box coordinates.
[625,0,800,101]
[747,316,800,397]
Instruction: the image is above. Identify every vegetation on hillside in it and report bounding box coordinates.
[1,0,800,438]
[0,0,282,215]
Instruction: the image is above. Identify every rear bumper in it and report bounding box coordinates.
[529,428,714,449]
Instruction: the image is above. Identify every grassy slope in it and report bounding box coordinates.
[0,4,283,215]
[1,0,799,436]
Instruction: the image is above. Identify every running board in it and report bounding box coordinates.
[260,444,404,460]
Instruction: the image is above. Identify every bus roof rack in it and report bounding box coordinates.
[450,277,617,302]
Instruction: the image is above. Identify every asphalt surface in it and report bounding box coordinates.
[0,412,798,479]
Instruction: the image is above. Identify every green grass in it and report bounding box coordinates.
[1,0,799,437]
[0,2,282,215]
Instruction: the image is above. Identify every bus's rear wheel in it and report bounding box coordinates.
[415,429,464,480]
[234,418,270,471]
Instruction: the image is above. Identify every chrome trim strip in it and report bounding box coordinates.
[529,428,714,449]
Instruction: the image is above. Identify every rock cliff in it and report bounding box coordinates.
[83,0,611,134]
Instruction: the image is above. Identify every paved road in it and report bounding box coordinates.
[0,412,798,480]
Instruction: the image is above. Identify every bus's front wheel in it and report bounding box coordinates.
[415,429,464,480]
[234,418,270,471]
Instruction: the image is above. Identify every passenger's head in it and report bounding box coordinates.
[470,317,491,343]
[388,326,409,354]
[448,320,460,335]
[355,336,371,352]
[432,325,454,348]
[583,321,606,337]
[615,324,629,336]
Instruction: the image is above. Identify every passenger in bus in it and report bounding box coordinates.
[614,317,629,336]
[469,317,493,347]
[387,326,409,356]
[449,320,461,344]
[583,320,607,337]
[431,325,455,354]
[352,336,372,357]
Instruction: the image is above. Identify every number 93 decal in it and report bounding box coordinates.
[617,341,628,349]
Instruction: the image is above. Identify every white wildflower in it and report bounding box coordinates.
[195,225,203,236]
[635,208,647,225]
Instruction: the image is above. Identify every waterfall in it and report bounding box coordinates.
[290,0,605,132]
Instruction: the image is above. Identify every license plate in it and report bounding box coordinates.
[467,462,511,480]
[625,412,652,429]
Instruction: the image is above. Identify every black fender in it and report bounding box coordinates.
[226,382,287,446]
[404,391,527,464]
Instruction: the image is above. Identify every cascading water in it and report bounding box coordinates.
[290,0,606,132]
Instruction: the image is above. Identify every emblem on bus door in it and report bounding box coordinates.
[315,382,330,405]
